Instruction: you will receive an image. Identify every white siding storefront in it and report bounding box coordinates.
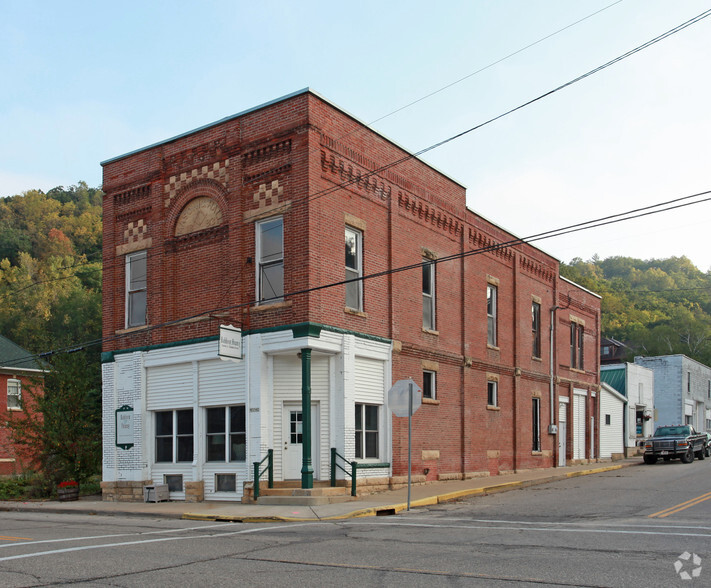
[102,328,393,502]
[599,383,625,459]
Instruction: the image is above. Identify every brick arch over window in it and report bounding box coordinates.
[166,180,229,236]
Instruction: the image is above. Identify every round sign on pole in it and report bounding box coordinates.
[388,378,422,417]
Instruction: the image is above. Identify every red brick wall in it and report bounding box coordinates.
[102,90,601,476]
[0,373,42,475]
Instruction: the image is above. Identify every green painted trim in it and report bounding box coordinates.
[244,322,391,345]
[101,335,219,363]
[292,323,322,339]
[101,322,391,363]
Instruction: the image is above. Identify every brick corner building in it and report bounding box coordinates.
[101,89,601,502]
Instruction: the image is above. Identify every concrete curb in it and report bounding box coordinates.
[181,461,637,523]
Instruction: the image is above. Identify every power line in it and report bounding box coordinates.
[6,186,711,369]
[5,11,711,362]
[2,7,707,298]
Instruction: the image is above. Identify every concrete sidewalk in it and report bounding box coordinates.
[0,458,642,523]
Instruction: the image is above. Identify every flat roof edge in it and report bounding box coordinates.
[560,275,601,299]
[101,88,312,166]
[100,89,466,189]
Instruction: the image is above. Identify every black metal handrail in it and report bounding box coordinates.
[252,449,273,500]
[330,447,390,496]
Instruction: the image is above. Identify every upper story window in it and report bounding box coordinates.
[422,258,435,330]
[345,227,363,311]
[532,301,541,358]
[487,284,498,346]
[7,379,21,410]
[570,322,584,370]
[126,251,147,328]
[257,217,283,303]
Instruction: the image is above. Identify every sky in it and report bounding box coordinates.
[2,1,710,270]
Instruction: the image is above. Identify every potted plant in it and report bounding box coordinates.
[57,480,79,501]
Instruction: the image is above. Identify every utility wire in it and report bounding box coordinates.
[365,0,625,126]
[6,187,711,369]
[5,10,711,361]
[2,6,706,298]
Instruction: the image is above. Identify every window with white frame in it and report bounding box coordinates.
[355,403,379,459]
[422,258,435,330]
[423,370,436,400]
[532,398,541,451]
[487,284,497,346]
[215,473,237,492]
[206,406,246,462]
[257,217,283,303]
[155,409,193,463]
[532,301,541,358]
[487,380,498,407]
[345,227,363,311]
[7,379,21,409]
[164,474,183,492]
[126,250,147,327]
[570,322,584,370]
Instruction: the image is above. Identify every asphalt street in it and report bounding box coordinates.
[1,460,710,586]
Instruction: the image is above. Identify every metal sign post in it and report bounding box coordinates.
[387,378,422,511]
[408,381,412,510]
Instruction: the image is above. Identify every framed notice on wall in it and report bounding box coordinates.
[115,405,134,450]
[219,324,243,360]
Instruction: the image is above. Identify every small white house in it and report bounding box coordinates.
[600,363,654,453]
[598,383,626,460]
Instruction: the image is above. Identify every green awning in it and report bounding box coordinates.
[600,367,626,396]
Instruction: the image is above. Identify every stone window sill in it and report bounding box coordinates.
[116,325,150,335]
[250,300,293,313]
[345,308,367,318]
[487,405,500,411]
[422,398,440,405]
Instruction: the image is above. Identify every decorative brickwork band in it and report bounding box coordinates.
[164,160,230,207]
[116,218,152,256]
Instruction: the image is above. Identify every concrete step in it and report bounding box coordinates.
[242,480,351,504]
[256,493,357,506]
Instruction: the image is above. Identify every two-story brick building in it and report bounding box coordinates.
[100,89,600,502]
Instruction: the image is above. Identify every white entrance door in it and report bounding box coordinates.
[282,402,319,480]
[558,401,568,467]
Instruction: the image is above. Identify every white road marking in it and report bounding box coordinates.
[0,522,246,549]
[398,515,711,531]
[342,520,711,538]
[0,523,316,561]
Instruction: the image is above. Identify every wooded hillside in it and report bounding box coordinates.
[561,256,711,366]
[0,183,102,355]
[1,185,710,369]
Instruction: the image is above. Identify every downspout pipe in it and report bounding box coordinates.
[549,306,561,433]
